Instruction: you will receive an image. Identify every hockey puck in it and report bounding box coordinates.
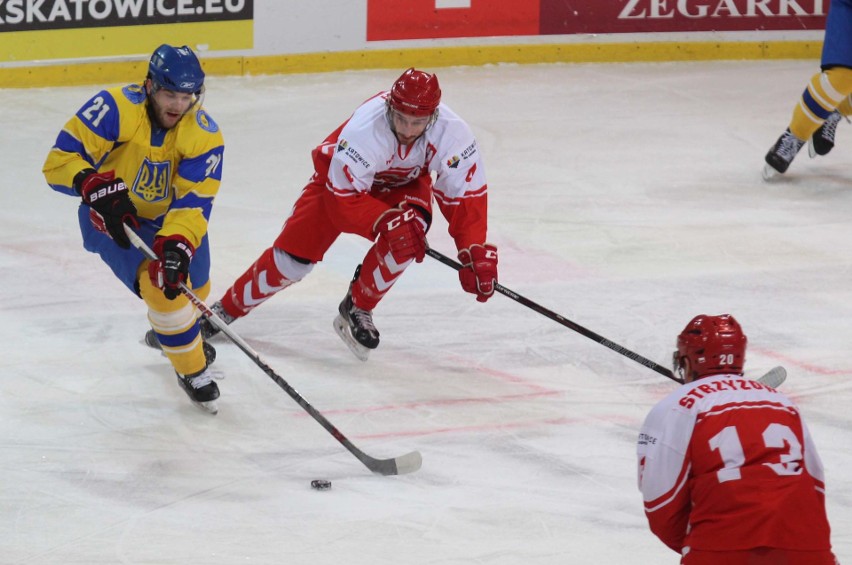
[311,479,331,491]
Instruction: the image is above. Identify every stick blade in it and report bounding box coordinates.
[392,450,423,475]
[756,366,787,389]
[365,450,423,476]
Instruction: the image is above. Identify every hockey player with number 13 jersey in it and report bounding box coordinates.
[637,315,838,564]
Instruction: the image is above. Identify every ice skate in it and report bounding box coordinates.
[333,289,379,362]
[763,128,805,180]
[808,111,845,157]
[144,329,216,366]
[198,300,234,340]
[176,366,220,414]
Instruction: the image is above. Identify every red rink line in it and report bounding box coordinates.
[357,415,579,440]
[452,361,556,393]
[751,347,851,377]
[301,389,562,417]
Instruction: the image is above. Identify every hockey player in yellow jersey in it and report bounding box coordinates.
[43,44,225,413]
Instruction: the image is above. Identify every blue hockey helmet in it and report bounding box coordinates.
[147,44,205,95]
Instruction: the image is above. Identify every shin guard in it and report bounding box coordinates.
[220,247,302,317]
[350,243,413,311]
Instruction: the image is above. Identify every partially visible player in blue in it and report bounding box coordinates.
[42,44,225,413]
[764,0,852,179]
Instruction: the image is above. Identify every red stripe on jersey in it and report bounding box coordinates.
[434,183,488,205]
[697,400,798,422]
[645,461,692,512]
[326,182,361,197]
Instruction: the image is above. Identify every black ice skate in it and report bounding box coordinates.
[198,300,235,340]
[144,329,216,366]
[176,366,220,414]
[333,286,379,362]
[808,111,845,158]
[763,128,805,180]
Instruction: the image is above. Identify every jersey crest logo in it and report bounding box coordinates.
[446,155,460,169]
[196,110,219,133]
[337,139,349,152]
[132,159,172,203]
[121,84,146,104]
[373,166,422,189]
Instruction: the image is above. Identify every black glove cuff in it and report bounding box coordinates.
[72,168,98,197]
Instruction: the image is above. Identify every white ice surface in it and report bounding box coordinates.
[2,61,850,564]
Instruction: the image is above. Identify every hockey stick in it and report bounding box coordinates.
[427,248,787,388]
[756,365,787,389]
[125,226,422,476]
[427,247,682,382]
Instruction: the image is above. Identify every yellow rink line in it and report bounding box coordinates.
[0,40,822,89]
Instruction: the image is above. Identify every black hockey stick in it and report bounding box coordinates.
[428,248,789,388]
[126,226,422,476]
[428,247,680,383]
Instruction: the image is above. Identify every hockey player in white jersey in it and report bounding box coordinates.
[637,314,837,564]
[201,68,498,359]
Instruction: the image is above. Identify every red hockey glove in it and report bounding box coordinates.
[458,243,498,302]
[74,169,139,249]
[374,204,427,264]
[148,235,195,300]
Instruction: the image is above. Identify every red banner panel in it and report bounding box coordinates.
[367,0,539,40]
[540,0,827,34]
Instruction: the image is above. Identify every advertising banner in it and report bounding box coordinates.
[367,0,538,40]
[367,0,827,40]
[0,0,254,62]
[540,0,827,34]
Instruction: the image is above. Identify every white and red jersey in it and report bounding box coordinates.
[637,374,833,555]
[310,92,488,250]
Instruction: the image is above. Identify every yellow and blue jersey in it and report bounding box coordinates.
[43,82,224,250]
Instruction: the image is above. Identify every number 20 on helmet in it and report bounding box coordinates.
[673,314,747,381]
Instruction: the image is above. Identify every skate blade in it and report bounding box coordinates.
[194,399,219,415]
[333,315,370,362]
[808,138,817,158]
[761,163,781,181]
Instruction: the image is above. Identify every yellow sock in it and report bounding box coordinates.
[138,263,208,376]
[790,67,852,140]
[838,95,852,117]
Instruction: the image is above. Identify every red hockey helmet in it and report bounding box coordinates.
[673,314,747,381]
[389,68,441,117]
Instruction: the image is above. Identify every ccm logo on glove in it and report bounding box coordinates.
[374,204,427,264]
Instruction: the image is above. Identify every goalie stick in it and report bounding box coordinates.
[126,226,422,476]
[427,247,787,387]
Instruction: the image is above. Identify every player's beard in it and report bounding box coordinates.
[147,98,186,130]
[395,132,419,146]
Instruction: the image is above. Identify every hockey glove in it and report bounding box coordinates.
[374,204,427,264]
[74,169,139,249]
[458,243,498,302]
[148,235,195,300]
